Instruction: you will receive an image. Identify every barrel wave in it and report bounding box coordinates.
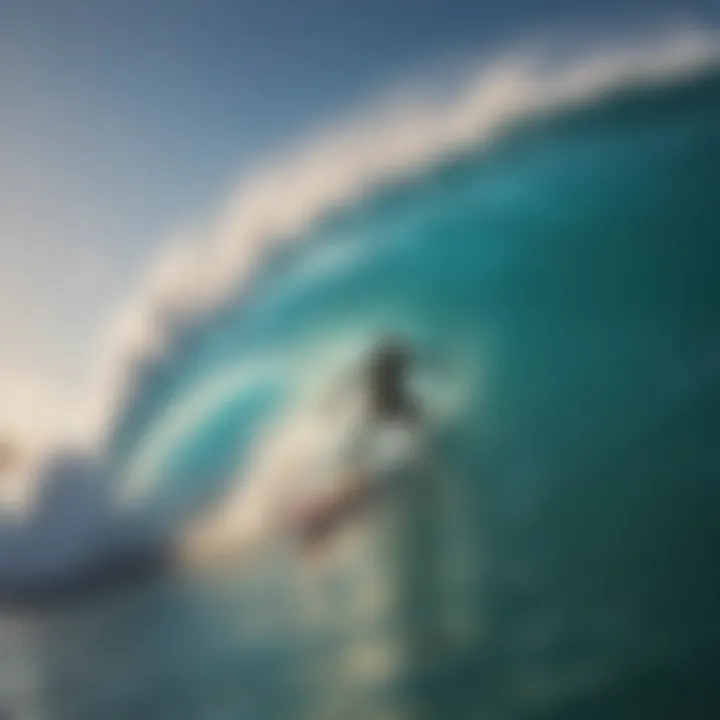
[9,43,720,719]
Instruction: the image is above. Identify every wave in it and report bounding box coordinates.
[98,27,720,446]
[6,27,720,717]
[5,25,720,576]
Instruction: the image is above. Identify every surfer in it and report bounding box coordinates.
[289,334,424,549]
[288,334,446,673]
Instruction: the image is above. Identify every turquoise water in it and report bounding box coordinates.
[6,64,720,718]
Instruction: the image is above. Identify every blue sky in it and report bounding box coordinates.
[0,0,717,434]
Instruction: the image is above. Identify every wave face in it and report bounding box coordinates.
[110,60,720,524]
[38,60,720,717]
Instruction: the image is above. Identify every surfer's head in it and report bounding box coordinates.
[373,333,411,374]
[368,334,417,420]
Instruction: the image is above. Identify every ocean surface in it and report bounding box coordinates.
[4,52,720,719]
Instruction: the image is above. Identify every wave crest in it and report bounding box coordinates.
[100,28,720,439]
